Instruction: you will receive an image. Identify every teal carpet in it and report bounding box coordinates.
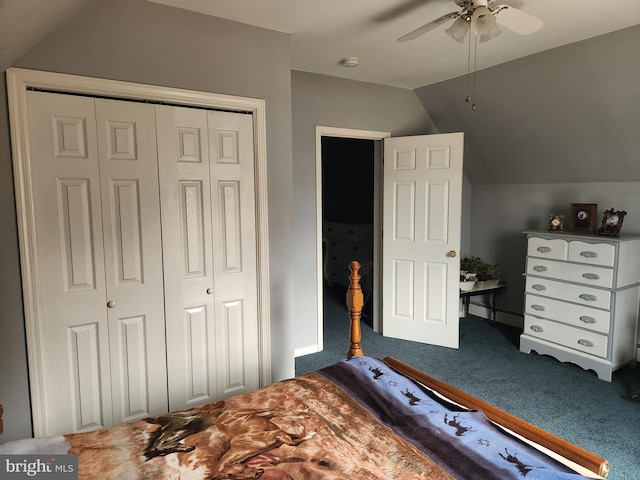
[296,286,640,479]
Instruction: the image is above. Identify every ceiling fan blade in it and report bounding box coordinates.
[374,0,433,22]
[492,5,543,35]
[397,11,460,42]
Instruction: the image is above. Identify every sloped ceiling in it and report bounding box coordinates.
[416,26,640,184]
[0,0,102,73]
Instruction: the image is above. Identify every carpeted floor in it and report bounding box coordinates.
[295,286,640,479]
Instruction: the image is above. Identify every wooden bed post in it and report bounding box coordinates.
[346,261,364,359]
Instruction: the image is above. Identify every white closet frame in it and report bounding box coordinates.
[7,67,272,436]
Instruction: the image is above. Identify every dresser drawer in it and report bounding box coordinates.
[568,240,615,267]
[525,276,611,310]
[524,315,608,358]
[527,237,567,260]
[524,294,610,334]
[526,258,613,289]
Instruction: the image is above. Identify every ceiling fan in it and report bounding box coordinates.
[397,0,543,44]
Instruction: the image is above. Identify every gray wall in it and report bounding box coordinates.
[468,183,640,323]
[0,0,294,442]
[415,26,640,323]
[291,70,437,352]
[415,26,640,186]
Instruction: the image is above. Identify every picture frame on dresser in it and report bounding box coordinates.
[597,208,627,237]
[569,203,598,234]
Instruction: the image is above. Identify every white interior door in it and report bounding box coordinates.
[207,110,261,399]
[95,99,168,426]
[158,106,260,411]
[26,92,168,435]
[28,91,112,435]
[382,133,463,348]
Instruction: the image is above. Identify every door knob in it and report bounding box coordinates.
[447,250,457,258]
[107,300,116,308]
[206,288,214,294]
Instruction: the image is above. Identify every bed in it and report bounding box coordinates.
[0,261,609,479]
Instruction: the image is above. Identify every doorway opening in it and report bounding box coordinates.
[315,126,390,351]
[322,137,375,328]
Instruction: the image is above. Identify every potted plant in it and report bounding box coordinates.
[460,256,500,288]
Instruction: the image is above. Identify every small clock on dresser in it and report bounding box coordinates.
[548,214,564,231]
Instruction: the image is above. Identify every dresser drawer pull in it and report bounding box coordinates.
[579,315,597,324]
[536,246,551,254]
[533,266,548,272]
[580,251,598,259]
[531,304,546,311]
[530,325,544,333]
[579,294,597,301]
[531,284,546,291]
[577,339,594,348]
[582,273,600,280]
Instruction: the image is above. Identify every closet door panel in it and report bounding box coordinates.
[209,111,260,398]
[26,91,112,435]
[156,105,217,411]
[95,99,168,424]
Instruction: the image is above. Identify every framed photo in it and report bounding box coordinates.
[597,208,627,237]
[569,203,598,234]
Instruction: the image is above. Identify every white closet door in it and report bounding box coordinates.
[27,91,112,435]
[156,105,217,410]
[158,106,260,410]
[208,110,260,399]
[26,92,167,435]
[95,99,168,425]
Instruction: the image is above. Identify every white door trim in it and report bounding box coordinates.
[7,67,271,435]
[314,126,390,353]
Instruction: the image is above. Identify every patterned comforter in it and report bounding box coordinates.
[1,357,592,479]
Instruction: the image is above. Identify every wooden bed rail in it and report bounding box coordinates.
[344,259,609,479]
[384,357,609,479]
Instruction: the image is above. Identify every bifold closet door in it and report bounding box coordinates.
[157,105,260,412]
[26,91,167,435]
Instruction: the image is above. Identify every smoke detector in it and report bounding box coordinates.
[341,57,359,68]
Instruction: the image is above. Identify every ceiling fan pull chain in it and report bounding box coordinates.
[472,34,478,110]
[465,29,472,104]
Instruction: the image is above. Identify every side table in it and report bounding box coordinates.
[460,284,506,325]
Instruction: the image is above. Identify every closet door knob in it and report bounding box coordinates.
[107,300,117,308]
[447,250,457,258]
[207,288,214,294]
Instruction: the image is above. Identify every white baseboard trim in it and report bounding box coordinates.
[295,344,321,358]
[467,304,522,328]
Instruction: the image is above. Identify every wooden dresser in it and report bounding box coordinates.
[521,231,640,381]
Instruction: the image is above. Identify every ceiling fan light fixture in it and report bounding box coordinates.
[479,24,502,43]
[470,6,498,36]
[445,16,470,44]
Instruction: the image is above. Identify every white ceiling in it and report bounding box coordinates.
[148,0,640,89]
